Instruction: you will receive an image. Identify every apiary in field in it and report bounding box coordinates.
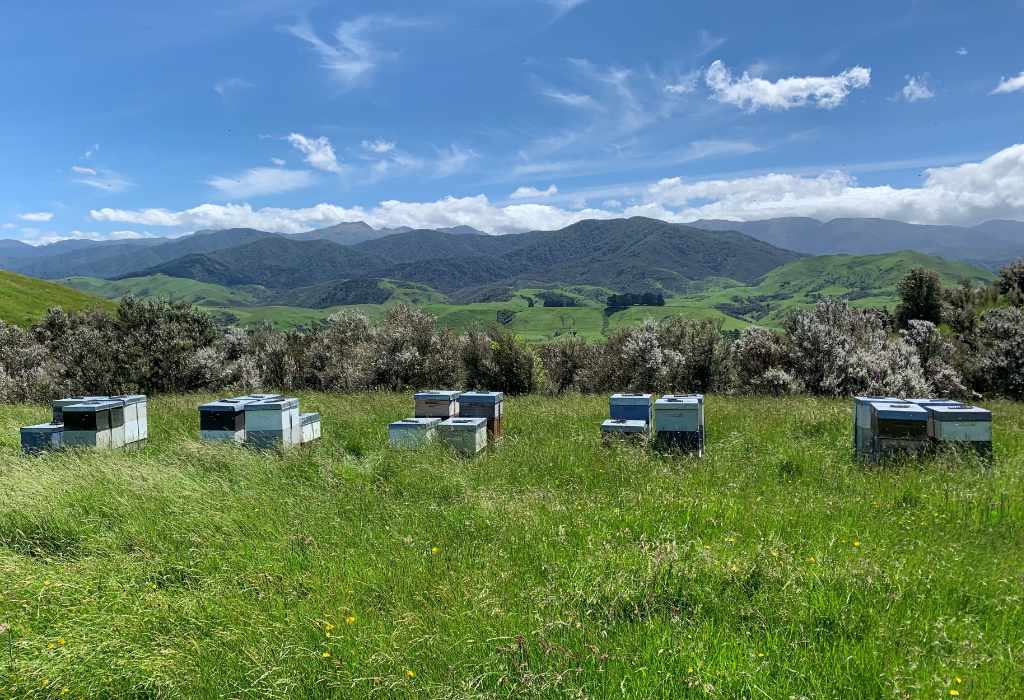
[653,396,704,455]
[415,390,462,418]
[21,423,64,454]
[62,399,124,448]
[852,396,899,461]
[199,397,252,443]
[457,391,504,440]
[437,417,487,456]
[601,418,649,443]
[868,401,929,463]
[244,397,301,449]
[389,417,442,449]
[609,393,652,423]
[926,404,992,457]
[300,412,322,444]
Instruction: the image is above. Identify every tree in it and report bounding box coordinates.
[895,268,943,328]
[998,258,1024,306]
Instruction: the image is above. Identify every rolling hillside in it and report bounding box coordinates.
[0,269,116,326]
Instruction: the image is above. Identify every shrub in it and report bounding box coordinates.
[462,326,536,395]
[895,267,943,327]
[733,327,802,395]
[970,308,1024,399]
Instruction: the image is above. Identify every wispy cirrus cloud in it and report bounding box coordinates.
[286,15,427,89]
[435,145,479,177]
[18,211,54,222]
[991,71,1024,95]
[73,167,134,193]
[705,60,871,111]
[540,88,602,109]
[207,167,317,198]
[213,77,254,98]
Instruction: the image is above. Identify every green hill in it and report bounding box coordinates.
[0,269,116,326]
[64,274,268,307]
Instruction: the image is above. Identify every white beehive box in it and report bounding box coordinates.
[300,412,322,444]
[601,419,649,441]
[244,397,300,449]
[654,397,703,432]
[21,423,64,454]
[415,390,462,418]
[926,404,992,456]
[113,394,147,444]
[437,417,487,456]
[389,417,442,449]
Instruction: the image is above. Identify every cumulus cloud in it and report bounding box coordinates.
[16,227,154,246]
[901,75,935,102]
[705,60,871,111]
[207,167,317,198]
[510,184,558,199]
[956,47,968,56]
[286,15,424,89]
[19,211,54,222]
[287,133,345,174]
[991,71,1024,95]
[90,144,1024,234]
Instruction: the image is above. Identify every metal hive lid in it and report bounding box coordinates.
[415,390,462,401]
[458,391,504,403]
[391,417,442,427]
[870,402,928,420]
[925,404,992,421]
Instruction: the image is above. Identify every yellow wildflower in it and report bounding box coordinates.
[955,677,962,684]
[406,670,416,678]
[853,540,861,547]
[324,622,335,632]
[949,690,960,697]
[687,667,693,674]
[322,651,331,658]
[58,638,65,645]
[431,546,440,555]
[346,615,357,625]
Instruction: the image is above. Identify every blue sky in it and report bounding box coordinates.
[2,0,1023,243]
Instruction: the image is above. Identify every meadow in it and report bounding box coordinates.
[1,394,1022,698]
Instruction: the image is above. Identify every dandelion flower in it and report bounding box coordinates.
[58,638,65,645]
[406,670,416,678]
[346,615,357,625]
[687,667,693,673]
[431,546,440,555]
[48,643,55,650]
[322,651,331,658]
[853,540,861,547]
[324,622,335,632]
[807,556,816,564]
[955,677,962,684]
[949,690,960,697]
[61,688,70,696]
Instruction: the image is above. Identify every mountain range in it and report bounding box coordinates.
[1,216,1020,298]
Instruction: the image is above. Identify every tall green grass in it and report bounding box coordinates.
[1,395,1022,698]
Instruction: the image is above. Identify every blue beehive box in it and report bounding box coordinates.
[868,401,928,463]
[21,423,64,454]
[609,393,652,423]
[852,396,899,460]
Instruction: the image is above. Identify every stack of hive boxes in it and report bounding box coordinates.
[21,394,149,454]
[601,393,652,441]
[198,394,320,448]
[457,392,504,440]
[654,394,704,455]
[854,397,993,463]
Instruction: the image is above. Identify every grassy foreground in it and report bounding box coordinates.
[1,394,1022,698]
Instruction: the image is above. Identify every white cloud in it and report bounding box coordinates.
[435,145,479,177]
[362,139,396,154]
[705,60,871,111]
[16,227,155,246]
[213,77,254,97]
[991,71,1024,95]
[90,144,1024,234]
[270,157,286,166]
[19,211,54,222]
[664,70,701,95]
[83,143,99,159]
[287,133,345,174]
[541,88,601,109]
[1,223,15,229]
[207,167,317,198]
[544,0,588,17]
[286,15,423,89]
[510,184,559,199]
[695,29,726,57]
[901,75,935,102]
[73,168,133,193]
[956,47,968,56]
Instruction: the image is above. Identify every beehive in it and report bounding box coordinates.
[21,423,63,454]
[457,391,504,440]
[300,412,322,444]
[388,417,442,449]
[868,401,929,463]
[52,396,109,424]
[437,417,488,456]
[601,418,649,443]
[112,394,148,445]
[62,400,122,448]
[414,390,461,418]
[244,397,301,449]
[199,397,252,443]
[654,396,704,455]
[926,404,992,457]
[852,396,899,461]
[609,393,652,423]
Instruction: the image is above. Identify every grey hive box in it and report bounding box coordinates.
[199,397,253,443]
[457,391,504,440]
[415,390,462,419]
[21,423,64,454]
[437,417,487,456]
[111,394,148,445]
[300,412,322,444]
[868,401,929,463]
[62,400,122,448]
[601,418,649,443]
[389,417,442,449]
[852,396,899,461]
[926,404,992,457]
[52,396,109,424]
[609,393,652,423]
[654,396,704,455]
[244,397,301,449]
